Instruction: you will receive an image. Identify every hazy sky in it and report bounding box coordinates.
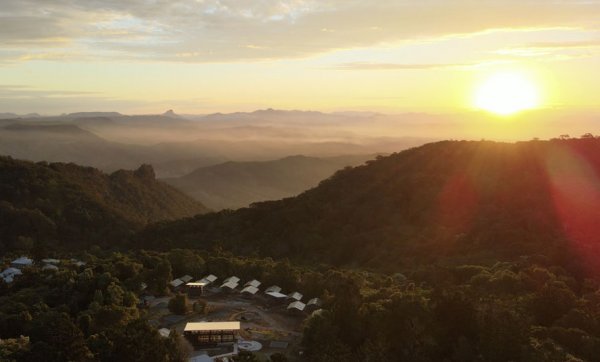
[1,0,599,114]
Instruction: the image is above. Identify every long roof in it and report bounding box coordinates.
[186,282,207,287]
[184,321,240,332]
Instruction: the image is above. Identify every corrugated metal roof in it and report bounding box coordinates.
[184,321,240,332]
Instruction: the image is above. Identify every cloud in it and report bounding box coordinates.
[0,85,100,99]
[331,62,471,70]
[0,1,599,63]
[526,40,600,49]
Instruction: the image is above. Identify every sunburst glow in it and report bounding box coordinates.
[474,72,541,115]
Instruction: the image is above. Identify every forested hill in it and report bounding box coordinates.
[139,138,600,273]
[163,154,376,210]
[0,156,208,251]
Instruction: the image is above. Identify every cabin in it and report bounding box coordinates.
[223,276,240,285]
[41,264,59,271]
[179,275,194,283]
[287,301,306,315]
[170,278,184,290]
[41,258,60,265]
[240,285,259,297]
[264,285,282,294]
[158,328,171,338]
[71,259,86,267]
[0,267,22,284]
[265,291,288,306]
[186,281,207,297]
[199,274,218,285]
[11,257,33,269]
[306,298,323,312]
[220,280,239,292]
[183,321,240,348]
[244,279,261,288]
[287,291,303,301]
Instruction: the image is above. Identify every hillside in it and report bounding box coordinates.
[164,154,376,210]
[139,138,600,273]
[0,156,208,251]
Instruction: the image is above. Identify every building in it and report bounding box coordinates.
[41,258,60,265]
[1,267,22,284]
[71,259,86,267]
[41,264,59,271]
[220,280,239,291]
[287,301,306,314]
[186,282,207,297]
[183,321,240,348]
[170,278,184,289]
[180,275,194,283]
[265,290,288,305]
[222,276,240,285]
[244,279,261,288]
[264,285,282,294]
[240,285,259,296]
[287,291,303,301]
[11,256,33,268]
[199,274,218,284]
[306,298,323,312]
[158,328,171,338]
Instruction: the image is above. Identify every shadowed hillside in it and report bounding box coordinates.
[164,154,377,210]
[0,157,208,252]
[139,138,600,273]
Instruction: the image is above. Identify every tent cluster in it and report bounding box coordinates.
[165,273,323,314]
[1,256,86,284]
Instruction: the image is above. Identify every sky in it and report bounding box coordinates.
[1,0,600,114]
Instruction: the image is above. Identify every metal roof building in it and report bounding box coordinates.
[244,279,261,288]
[287,301,306,312]
[241,285,259,295]
[287,291,303,301]
[264,285,281,294]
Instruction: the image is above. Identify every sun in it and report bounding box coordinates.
[474,72,541,115]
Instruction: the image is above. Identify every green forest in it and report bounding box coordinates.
[2,139,600,361]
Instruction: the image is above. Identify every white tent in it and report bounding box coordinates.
[287,292,303,301]
[287,301,306,312]
[241,285,259,295]
[264,285,281,294]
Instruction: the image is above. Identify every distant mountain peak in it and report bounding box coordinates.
[163,109,179,118]
[134,164,156,180]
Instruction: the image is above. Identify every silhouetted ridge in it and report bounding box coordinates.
[0,156,208,250]
[139,139,600,273]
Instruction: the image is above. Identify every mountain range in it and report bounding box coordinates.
[0,110,432,177]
